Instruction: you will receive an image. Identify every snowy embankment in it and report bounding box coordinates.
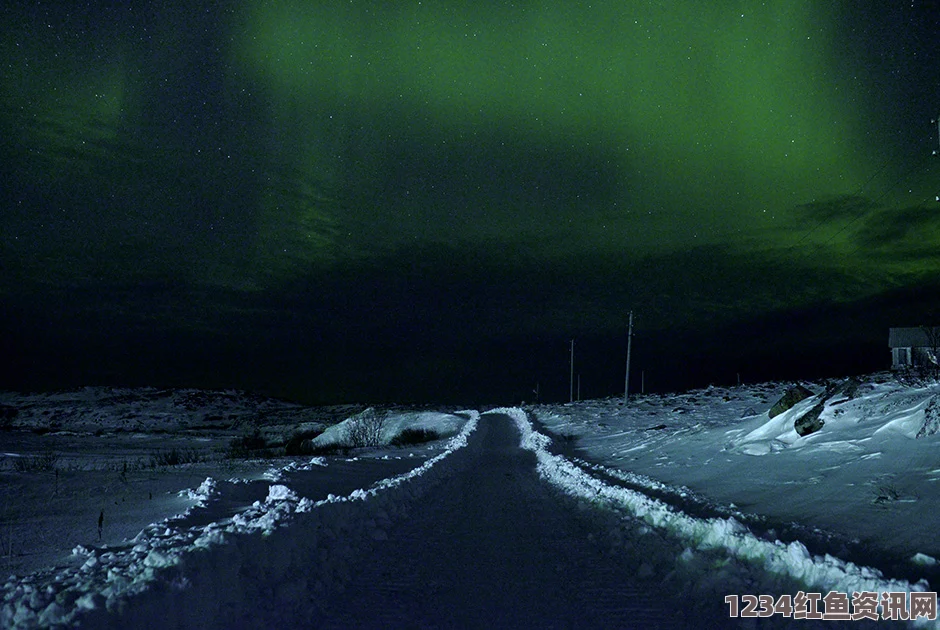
[497,406,938,627]
[531,378,940,563]
[1,413,480,628]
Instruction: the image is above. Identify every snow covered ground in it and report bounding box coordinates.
[0,376,938,627]
[532,374,940,574]
[0,388,355,578]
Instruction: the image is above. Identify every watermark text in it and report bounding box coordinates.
[725,591,938,621]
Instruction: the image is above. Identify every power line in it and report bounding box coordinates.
[790,162,892,250]
[790,115,940,254]
[835,159,940,261]
[818,158,934,249]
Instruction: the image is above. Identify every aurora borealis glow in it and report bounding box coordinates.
[1,1,938,403]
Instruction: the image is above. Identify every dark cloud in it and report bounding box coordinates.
[855,204,940,249]
[794,196,879,222]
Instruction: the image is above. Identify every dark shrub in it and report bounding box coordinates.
[284,430,324,456]
[13,449,58,472]
[227,429,269,458]
[150,448,202,467]
[391,427,440,447]
[306,441,352,457]
[344,408,386,448]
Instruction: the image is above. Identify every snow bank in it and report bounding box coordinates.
[262,456,327,482]
[179,478,217,507]
[731,380,940,454]
[497,407,936,627]
[312,409,470,447]
[1,413,481,629]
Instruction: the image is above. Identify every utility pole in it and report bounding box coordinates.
[934,114,940,202]
[624,311,634,404]
[569,339,575,403]
[933,114,940,156]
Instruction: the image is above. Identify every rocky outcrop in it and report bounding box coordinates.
[794,399,826,437]
[830,377,861,402]
[787,378,860,437]
[917,395,940,438]
[769,385,815,419]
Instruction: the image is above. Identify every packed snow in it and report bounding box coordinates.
[0,375,938,627]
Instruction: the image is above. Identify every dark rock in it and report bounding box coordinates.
[917,395,940,438]
[769,385,815,419]
[794,400,826,437]
[835,377,861,401]
[822,377,862,408]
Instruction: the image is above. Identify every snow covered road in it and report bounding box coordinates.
[312,413,692,629]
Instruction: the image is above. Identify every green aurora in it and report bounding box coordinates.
[235,1,880,254]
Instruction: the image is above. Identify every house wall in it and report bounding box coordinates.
[892,347,911,369]
[892,347,937,370]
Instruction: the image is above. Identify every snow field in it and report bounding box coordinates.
[1,413,480,628]
[499,406,938,628]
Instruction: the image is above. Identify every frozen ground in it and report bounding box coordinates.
[0,377,938,627]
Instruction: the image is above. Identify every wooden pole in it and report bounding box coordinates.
[936,115,940,155]
[569,339,575,403]
[624,312,633,404]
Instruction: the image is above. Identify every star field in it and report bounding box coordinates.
[1,1,938,403]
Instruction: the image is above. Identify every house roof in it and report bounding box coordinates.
[889,327,940,348]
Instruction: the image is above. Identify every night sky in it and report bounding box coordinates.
[2,1,939,404]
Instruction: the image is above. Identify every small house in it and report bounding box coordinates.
[889,327,940,370]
